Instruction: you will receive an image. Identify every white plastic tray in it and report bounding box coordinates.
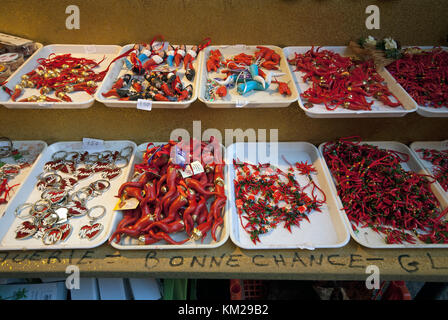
[384,46,448,117]
[283,46,417,118]
[95,44,202,109]
[198,45,299,108]
[410,141,448,202]
[0,140,136,250]
[110,142,230,250]
[226,142,350,250]
[319,141,448,248]
[0,44,122,109]
[0,140,47,217]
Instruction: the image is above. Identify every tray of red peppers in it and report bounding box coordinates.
[226,142,350,250]
[385,46,448,118]
[109,137,229,249]
[320,137,448,248]
[411,141,448,199]
[284,46,417,118]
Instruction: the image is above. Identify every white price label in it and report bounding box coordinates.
[84,45,96,54]
[37,103,54,108]
[180,166,194,178]
[236,100,249,108]
[82,138,104,151]
[137,99,152,111]
[190,161,204,175]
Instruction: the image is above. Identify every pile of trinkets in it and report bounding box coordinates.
[233,159,325,244]
[13,146,133,245]
[322,137,448,244]
[204,46,291,101]
[4,53,109,103]
[101,37,211,102]
[288,46,402,111]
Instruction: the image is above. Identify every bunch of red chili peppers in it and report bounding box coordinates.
[4,53,108,103]
[323,137,448,244]
[0,149,28,206]
[416,148,448,192]
[109,137,226,245]
[233,160,325,244]
[288,47,402,111]
[386,47,448,108]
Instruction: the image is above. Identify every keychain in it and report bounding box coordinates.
[79,205,106,240]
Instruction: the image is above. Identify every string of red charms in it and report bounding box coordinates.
[386,47,448,108]
[322,137,448,244]
[288,46,402,111]
[233,159,325,244]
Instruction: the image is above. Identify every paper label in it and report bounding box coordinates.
[180,166,194,178]
[236,100,249,108]
[84,45,96,54]
[114,197,139,211]
[37,103,54,108]
[82,138,104,151]
[190,161,204,175]
[441,140,448,149]
[137,99,152,111]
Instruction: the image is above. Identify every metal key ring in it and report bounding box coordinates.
[31,199,52,219]
[90,179,111,194]
[14,203,34,219]
[87,205,106,222]
[51,150,68,161]
[120,146,134,159]
[114,156,129,169]
[71,187,93,204]
[0,137,13,158]
[65,151,80,163]
[99,150,113,162]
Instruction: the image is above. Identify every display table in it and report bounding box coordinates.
[0,0,447,283]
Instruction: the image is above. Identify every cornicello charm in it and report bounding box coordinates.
[79,205,106,240]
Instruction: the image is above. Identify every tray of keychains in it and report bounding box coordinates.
[0,140,47,217]
[0,140,136,250]
[95,43,203,109]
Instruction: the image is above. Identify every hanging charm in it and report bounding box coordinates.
[79,205,106,240]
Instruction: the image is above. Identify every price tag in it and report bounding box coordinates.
[137,99,152,111]
[84,45,96,54]
[114,197,139,211]
[38,103,54,108]
[190,161,204,175]
[180,165,194,178]
[82,138,104,151]
[236,100,249,108]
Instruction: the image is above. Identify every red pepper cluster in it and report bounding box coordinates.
[0,150,29,205]
[288,47,402,110]
[416,148,448,192]
[323,137,448,244]
[8,53,108,103]
[233,160,325,244]
[110,137,226,245]
[386,47,448,108]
